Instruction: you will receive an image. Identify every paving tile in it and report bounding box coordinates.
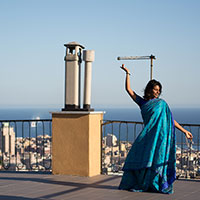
[0,172,200,200]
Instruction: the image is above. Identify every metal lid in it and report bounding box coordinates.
[64,41,85,49]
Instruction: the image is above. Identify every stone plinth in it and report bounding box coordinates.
[52,111,104,177]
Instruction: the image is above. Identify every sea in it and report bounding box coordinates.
[0,107,200,123]
[0,107,200,145]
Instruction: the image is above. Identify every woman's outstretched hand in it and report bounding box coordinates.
[174,120,193,142]
[120,64,130,74]
[185,130,193,141]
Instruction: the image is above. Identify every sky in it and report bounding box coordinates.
[0,0,200,109]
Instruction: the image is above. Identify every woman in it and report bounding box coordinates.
[119,64,193,194]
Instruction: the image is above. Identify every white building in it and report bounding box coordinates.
[106,134,117,147]
[0,122,15,156]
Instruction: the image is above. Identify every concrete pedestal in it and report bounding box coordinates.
[52,111,104,177]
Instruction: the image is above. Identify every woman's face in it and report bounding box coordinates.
[151,85,160,99]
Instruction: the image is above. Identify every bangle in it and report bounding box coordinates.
[126,72,131,75]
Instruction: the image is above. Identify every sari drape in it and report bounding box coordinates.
[119,98,176,194]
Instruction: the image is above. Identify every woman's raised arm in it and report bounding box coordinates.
[174,119,193,141]
[120,64,136,101]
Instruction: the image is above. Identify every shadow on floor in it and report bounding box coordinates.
[0,195,41,200]
[0,174,119,199]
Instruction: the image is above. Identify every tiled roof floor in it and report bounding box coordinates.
[0,172,200,200]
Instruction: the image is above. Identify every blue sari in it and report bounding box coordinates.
[119,98,176,194]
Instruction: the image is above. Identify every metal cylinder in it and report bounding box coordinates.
[83,50,95,110]
[63,42,84,111]
[65,59,79,108]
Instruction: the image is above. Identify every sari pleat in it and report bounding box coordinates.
[119,99,176,194]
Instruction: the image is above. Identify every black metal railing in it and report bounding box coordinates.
[101,120,200,179]
[0,120,52,171]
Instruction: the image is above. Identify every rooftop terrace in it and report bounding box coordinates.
[0,172,200,200]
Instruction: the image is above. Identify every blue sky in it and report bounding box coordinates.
[0,0,200,108]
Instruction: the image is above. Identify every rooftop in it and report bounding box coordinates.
[0,172,200,200]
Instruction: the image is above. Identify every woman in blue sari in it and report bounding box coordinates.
[119,64,193,194]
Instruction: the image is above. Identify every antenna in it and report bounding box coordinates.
[117,54,156,80]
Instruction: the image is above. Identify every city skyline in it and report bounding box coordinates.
[1,0,200,109]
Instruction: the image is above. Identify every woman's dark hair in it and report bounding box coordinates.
[143,79,162,100]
